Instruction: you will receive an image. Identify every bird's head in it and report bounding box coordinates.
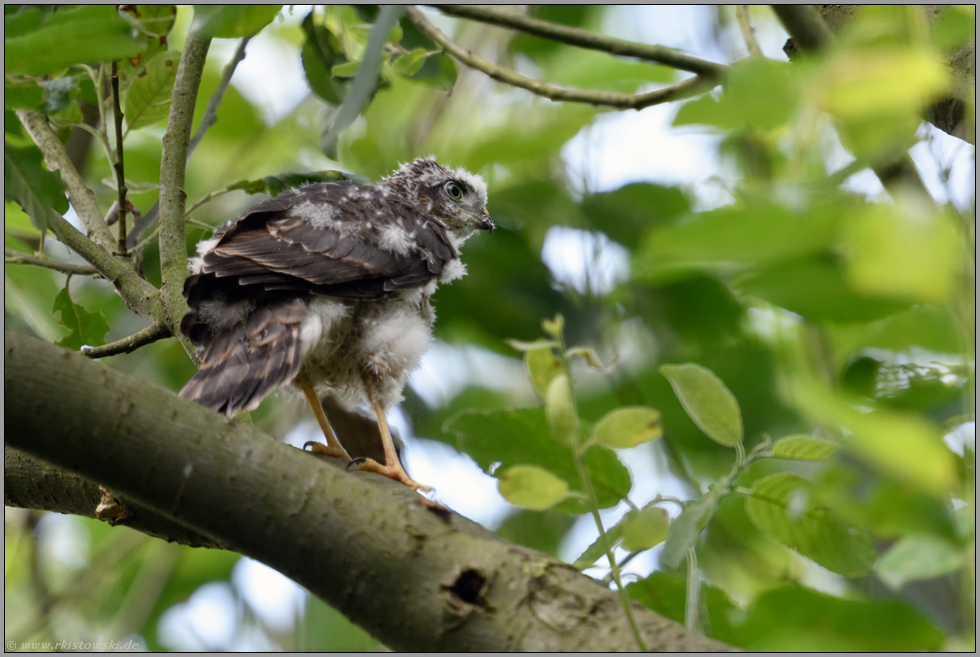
[380,158,493,242]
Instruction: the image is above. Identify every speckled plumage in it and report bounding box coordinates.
[179,158,492,417]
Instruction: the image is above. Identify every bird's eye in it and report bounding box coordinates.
[444,181,463,200]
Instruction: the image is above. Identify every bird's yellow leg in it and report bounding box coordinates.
[295,371,351,461]
[356,399,432,493]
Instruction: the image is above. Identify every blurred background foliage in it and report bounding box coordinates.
[4,4,975,652]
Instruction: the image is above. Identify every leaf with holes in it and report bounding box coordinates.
[52,287,110,351]
[124,51,180,132]
[745,473,877,578]
[497,465,569,511]
[660,362,743,446]
[592,406,662,449]
[772,435,839,461]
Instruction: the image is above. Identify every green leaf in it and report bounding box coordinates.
[581,183,690,247]
[745,473,877,577]
[52,286,110,351]
[497,465,569,511]
[674,59,799,131]
[875,535,962,590]
[4,79,44,110]
[541,313,564,338]
[496,510,577,558]
[524,347,562,400]
[841,200,961,304]
[794,381,956,495]
[446,408,631,512]
[124,50,180,132]
[545,374,579,445]
[661,495,716,568]
[771,435,839,461]
[621,506,670,552]
[5,6,147,76]
[627,572,739,645]
[301,12,350,105]
[573,512,632,569]
[734,258,911,323]
[392,47,426,76]
[191,5,282,38]
[660,362,742,447]
[131,5,177,39]
[4,144,68,233]
[592,406,663,449]
[331,60,361,78]
[406,53,457,91]
[734,584,944,651]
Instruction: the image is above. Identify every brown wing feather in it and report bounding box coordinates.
[179,298,307,416]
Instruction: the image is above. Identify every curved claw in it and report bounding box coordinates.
[303,440,317,451]
[346,456,367,471]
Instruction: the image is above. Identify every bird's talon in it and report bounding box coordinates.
[346,456,367,471]
[355,458,432,493]
[306,441,352,460]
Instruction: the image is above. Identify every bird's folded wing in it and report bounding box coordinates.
[198,182,456,299]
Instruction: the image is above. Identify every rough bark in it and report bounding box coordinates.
[4,330,734,652]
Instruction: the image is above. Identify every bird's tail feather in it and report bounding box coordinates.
[179,299,308,416]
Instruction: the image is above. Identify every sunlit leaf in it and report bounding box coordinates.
[392,47,426,76]
[745,473,877,577]
[592,406,662,449]
[545,374,578,446]
[771,435,839,461]
[621,506,669,552]
[627,572,739,645]
[841,199,961,304]
[331,60,361,78]
[497,464,570,510]
[525,347,562,400]
[875,535,962,590]
[660,363,742,447]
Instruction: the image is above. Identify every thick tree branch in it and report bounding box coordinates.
[16,110,116,253]
[4,247,98,276]
[82,322,171,358]
[4,447,223,550]
[407,7,715,110]
[4,330,733,653]
[158,36,211,362]
[430,4,726,79]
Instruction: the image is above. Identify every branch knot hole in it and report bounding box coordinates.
[446,568,487,607]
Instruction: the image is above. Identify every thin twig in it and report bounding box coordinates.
[82,322,171,358]
[16,110,115,253]
[736,6,765,59]
[552,321,649,652]
[430,5,726,78]
[110,61,128,257]
[158,36,211,363]
[4,248,98,276]
[187,35,251,159]
[407,7,715,110]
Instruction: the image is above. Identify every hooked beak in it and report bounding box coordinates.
[479,207,494,233]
